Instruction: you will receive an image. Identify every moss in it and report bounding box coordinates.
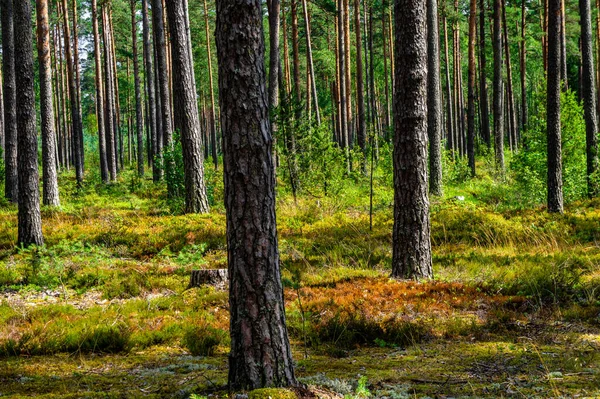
[248,388,297,399]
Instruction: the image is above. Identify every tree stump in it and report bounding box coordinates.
[188,269,228,290]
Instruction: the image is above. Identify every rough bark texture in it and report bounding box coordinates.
[302,0,320,125]
[15,0,43,246]
[2,0,17,203]
[36,0,60,207]
[427,0,443,195]
[579,0,599,196]
[391,0,433,280]
[166,0,210,214]
[132,0,145,177]
[520,0,528,133]
[102,5,117,181]
[188,269,228,290]
[493,0,505,172]
[215,0,297,388]
[479,0,491,147]
[547,0,564,212]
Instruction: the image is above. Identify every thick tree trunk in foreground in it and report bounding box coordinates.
[2,0,17,203]
[36,0,60,207]
[15,0,43,246]
[428,0,443,194]
[215,0,297,388]
[579,0,599,196]
[547,0,564,212]
[166,0,210,214]
[391,0,433,280]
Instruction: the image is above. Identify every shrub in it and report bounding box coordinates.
[182,324,228,356]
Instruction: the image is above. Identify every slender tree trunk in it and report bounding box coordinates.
[267,0,280,122]
[92,0,108,183]
[62,0,84,186]
[580,0,599,196]
[131,0,145,177]
[520,0,528,133]
[2,0,17,203]
[152,0,173,149]
[302,0,321,124]
[502,1,517,151]
[382,11,391,136]
[344,0,352,141]
[354,0,367,171]
[36,0,60,207]
[102,5,117,181]
[392,0,433,279]
[202,0,219,169]
[547,0,564,212]
[72,0,84,171]
[109,10,123,171]
[166,0,210,213]
[15,0,43,246]
[443,13,455,153]
[560,0,568,89]
[291,0,301,110]
[479,0,491,147]
[142,0,158,179]
[493,0,505,172]
[428,0,444,193]
[543,0,548,71]
[467,0,477,175]
[338,0,350,172]
[215,0,297,388]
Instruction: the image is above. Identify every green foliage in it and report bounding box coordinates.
[182,323,228,356]
[512,85,589,205]
[160,133,186,213]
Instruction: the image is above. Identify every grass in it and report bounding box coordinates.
[0,163,599,397]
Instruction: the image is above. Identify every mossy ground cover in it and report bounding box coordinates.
[0,168,599,398]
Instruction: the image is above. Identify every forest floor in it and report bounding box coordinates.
[0,170,599,398]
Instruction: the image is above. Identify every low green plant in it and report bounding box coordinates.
[182,323,228,356]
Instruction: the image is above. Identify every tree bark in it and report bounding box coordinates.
[579,0,599,196]
[166,0,210,214]
[152,0,173,149]
[391,0,433,280]
[72,0,84,172]
[61,0,84,186]
[428,0,444,193]
[547,0,564,212]
[102,5,117,181]
[202,0,218,169]
[215,0,297,389]
[15,0,43,246]
[2,0,17,203]
[92,0,108,183]
[302,0,321,125]
[142,0,158,180]
[354,0,367,171]
[131,0,145,177]
[520,0,527,134]
[443,13,455,153]
[493,0,505,172]
[467,0,477,176]
[502,1,517,151]
[36,0,60,207]
[479,0,491,147]
[560,0,568,89]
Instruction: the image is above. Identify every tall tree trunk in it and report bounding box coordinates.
[109,10,123,171]
[203,0,219,169]
[215,0,297,388]
[302,0,321,124]
[2,0,17,203]
[15,0,43,246]
[337,0,350,172]
[479,0,491,146]
[291,0,301,109]
[344,0,352,141]
[61,0,84,186]
[36,0,60,207]
[467,0,477,175]
[560,0,568,89]
[547,0,564,212]
[443,13,455,153]
[142,0,158,180]
[72,0,84,172]
[493,0,505,172]
[92,0,108,183]
[152,0,173,150]
[428,0,443,193]
[132,0,145,177]
[267,0,280,122]
[542,0,548,71]
[502,1,517,150]
[392,0,432,279]
[520,0,528,133]
[580,0,599,196]
[102,5,117,181]
[166,0,210,214]
[354,0,367,171]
